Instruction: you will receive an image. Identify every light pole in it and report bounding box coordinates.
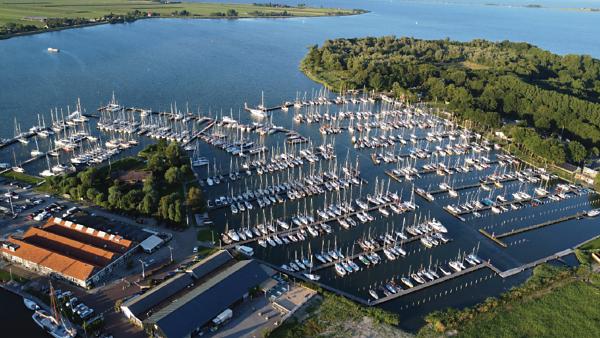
[139,259,145,279]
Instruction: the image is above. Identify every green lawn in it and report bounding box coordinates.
[196,228,214,242]
[0,0,358,26]
[0,171,44,185]
[575,236,600,265]
[0,269,28,283]
[455,277,600,338]
[419,265,600,338]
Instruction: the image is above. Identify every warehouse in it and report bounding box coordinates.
[145,260,274,338]
[120,250,233,327]
[0,217,136,288]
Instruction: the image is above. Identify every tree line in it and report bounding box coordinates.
[46,140,205,227]
[302,36,600,164]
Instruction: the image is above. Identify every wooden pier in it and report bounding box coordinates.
[494,212,587,240]
[498,249,573,278]
[479,229,507,248]
[258,259,371,306]
[384,160,501,184]
[310,232,438,273]
[370,262,490,305]
[0,131,36,150]
[430,174,521,196]
[243,103,292,113]
[221,198,414,250]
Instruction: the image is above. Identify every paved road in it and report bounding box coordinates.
[207,296,282,338]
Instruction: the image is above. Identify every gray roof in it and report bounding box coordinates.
[140,235,163,252]
[145,260,273,338]
[187,250,232,280]
[122,273,193,318]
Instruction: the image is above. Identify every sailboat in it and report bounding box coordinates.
[31,282,76,338]
[245,91,268,118]
[31,136,43,157]
[15,119,29,144]
[11,150,25,173]
[39,155,54,177]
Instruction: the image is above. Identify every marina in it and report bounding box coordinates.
[0,0,599,335]
[1,90,598,312]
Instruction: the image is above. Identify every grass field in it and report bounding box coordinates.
[419,265,600,338]
[0,0,358,27]
[452,277,600,338]
[575,236,600,265]
[0,171,44,185]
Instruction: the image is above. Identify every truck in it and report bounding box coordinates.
[212,308,233,326]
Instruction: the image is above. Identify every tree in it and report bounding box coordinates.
[187,187,204,212]
[164,167,180,185]
[86,188,100,201]
[122,189,144,212]
[140,191,158,214]
[108,186,123,208]
[226,9,238,17]
[142,174,156,193]
[165,141,183,167]
[567,140,587,164]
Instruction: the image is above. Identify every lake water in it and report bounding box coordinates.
[1,0,599,333]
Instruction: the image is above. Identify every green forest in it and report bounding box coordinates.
[302,37,600,165]
[46,140,205,227]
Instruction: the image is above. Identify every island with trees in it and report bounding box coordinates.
[45,140,205,227]
[0,0,365,39]
[301,37,600,168]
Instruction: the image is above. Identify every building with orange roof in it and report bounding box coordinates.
[1,218,138,288]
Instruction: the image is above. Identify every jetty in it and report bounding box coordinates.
[498,249,573,278]
[310,232,447,273]
[495,212,587,239]
[221,197,414,249]
[370,262,490,305]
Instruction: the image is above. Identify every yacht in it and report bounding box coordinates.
[303,273,321,281]
[587,209,600,217]
[449,261,462,272]
[334,263,347,277]
[23,298,39,310]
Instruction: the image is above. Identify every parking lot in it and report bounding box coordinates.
[0,178,204,337]
[205,277,317,338]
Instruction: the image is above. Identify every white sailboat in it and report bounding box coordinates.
[245,91,268,118]
[31,136,43,157]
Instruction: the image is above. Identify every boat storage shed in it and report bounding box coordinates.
[139,235,164,253]
[186,250,232,279]
[121,273,194,327]
[145,260,274,338]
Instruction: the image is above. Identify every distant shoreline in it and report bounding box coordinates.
[0,2,367,41]
[485,3,600,13]
[0,12,366,41]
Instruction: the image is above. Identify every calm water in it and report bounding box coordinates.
[0,288,50,337]
[1,0,600,333]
